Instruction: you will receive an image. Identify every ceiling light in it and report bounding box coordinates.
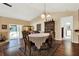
[41,13,45,19]
[47,14,51,18]
[41,3,52,21]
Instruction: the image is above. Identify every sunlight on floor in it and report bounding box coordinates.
[64,40,72,56]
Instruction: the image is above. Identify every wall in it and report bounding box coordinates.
[0,16,30,39]
[31,10,79,43]
[31,16,45,32]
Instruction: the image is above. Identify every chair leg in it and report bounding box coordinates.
[24,43,27,55]
[29,44,31,56]
[38,49,41,56]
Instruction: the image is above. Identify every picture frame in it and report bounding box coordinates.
[2,25,7,29]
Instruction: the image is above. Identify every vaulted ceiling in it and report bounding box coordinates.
[0,3,79,21]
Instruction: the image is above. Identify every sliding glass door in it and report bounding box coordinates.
[9,24,22,40]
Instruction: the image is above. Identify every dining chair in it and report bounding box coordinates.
[19,30,29,55]
[19,30,37,56]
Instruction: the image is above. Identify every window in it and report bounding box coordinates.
[37,24,41,31]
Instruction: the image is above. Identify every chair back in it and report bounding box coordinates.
[22,30,29,45]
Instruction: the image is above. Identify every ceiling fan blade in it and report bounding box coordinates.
[3,3,12,7]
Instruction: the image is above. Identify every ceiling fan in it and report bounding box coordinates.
[3,3,12,7]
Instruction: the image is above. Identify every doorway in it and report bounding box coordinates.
[9,24,22,40]
[60,16,73,40]
[8,24,22,47]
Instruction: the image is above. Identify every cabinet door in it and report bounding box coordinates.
[44,21,55,36]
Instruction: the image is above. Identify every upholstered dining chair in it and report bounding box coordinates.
[19,30,37,55]
[19,30,30,55]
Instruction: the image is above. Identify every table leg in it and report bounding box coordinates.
[29,44,31,56]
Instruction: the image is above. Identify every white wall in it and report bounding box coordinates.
[31,17,45,32]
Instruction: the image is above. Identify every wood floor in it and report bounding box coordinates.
[0,39,79,56]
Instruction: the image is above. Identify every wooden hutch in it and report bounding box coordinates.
[44,19,55,38]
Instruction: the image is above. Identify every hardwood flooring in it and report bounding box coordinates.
[0,39,79,56]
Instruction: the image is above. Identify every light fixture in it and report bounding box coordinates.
[41,13,45,19]
[41,3,52,21]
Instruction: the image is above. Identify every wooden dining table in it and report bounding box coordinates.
[28,33,50,55]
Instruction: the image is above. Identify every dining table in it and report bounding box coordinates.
[28,33,50,55]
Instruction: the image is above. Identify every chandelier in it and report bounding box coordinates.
[41,3,52,21]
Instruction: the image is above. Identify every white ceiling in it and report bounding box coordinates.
[0,3,79,21]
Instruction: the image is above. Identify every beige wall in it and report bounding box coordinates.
[0,16,30,39]
[31,10,79,43]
